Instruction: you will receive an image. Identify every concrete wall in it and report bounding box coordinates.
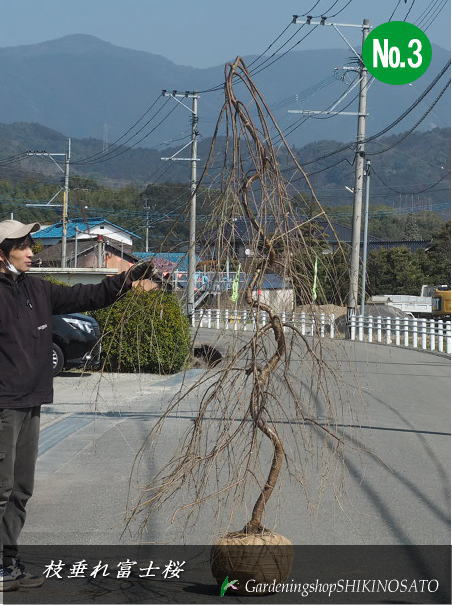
[29,268,119,286]
[74,250,132,273]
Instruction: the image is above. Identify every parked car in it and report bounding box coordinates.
[52,313,101,376]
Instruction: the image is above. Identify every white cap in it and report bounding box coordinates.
[0,220,41,245]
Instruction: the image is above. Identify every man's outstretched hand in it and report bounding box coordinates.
[128,260,157,282]
[128,261,173,291]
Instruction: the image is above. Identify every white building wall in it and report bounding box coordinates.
[252,288,295,312]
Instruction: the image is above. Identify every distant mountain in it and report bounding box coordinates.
[0,34,449,147]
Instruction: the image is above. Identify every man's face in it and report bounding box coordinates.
[8,243,34,272]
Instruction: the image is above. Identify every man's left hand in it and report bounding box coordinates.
[128,260,157,282]
[132,279,160,291]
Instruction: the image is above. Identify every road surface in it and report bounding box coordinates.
[22,334,450,547]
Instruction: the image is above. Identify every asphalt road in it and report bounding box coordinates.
[22,333,450,547]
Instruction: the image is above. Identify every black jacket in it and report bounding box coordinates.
[0,271,132,408]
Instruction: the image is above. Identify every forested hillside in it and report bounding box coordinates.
[0,122,449,211]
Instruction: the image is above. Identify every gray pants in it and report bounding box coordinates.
[0,407,40,565]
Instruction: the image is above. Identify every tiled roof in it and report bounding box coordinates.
[134,252,200,271]
[34,217,141,240]
[261,274,290,289]
[366,240,431,252]
[203,216,381,245]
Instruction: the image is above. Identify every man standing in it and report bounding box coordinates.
[0,219,156,591]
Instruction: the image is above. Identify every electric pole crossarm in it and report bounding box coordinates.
[161,140,194,161]
[26,188,64,208]
[26,151,65,157]
[289,70,364,117]
[161,157,200,161]
[47,154,66,173]
[288,110,361,116]
[162,90,199,113]
[332,24,362,60]
[294,19,365,28]
[329,74,363,111]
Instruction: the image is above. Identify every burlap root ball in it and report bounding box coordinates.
[211,530,293,595]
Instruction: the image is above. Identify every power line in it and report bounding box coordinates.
[326,201,450,217]
[274,71,374,144]
[389,0,403,21]
[313,0,343,17]
[198,19,311,94]
[298,60,450,167]
[0,152,29,166]
[423,0,449,31]
[416,0,444,28]
[156,133,191,147]
[306,156,353,176]
[367,79,451,155]
[365,61,450,143]
[310,75,370,120]
[246,20,294,69]
[270,75,336,111]
[327,0,354,18]
[403,0,416,21]
[73,97,172,165]
[74,103,179,166]
[246,23,307,77]
[302,1,321,15]
[371,166,450,195]
[415,0,440,25]
[249,25,319,78]
[72,94,163,164]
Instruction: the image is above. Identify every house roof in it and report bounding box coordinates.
[203,216,381,246]
[260,274,290,289]
[366,239,432,252]
[134,252,201,271]
[218,272,291,290]
[34,217,141,240]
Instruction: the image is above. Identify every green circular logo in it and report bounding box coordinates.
[362,21,432,85]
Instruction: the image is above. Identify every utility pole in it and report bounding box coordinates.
[74,227,79,268]
[102,122,109,152]
[62,138,71,269]
[188,94,199,319]
[348,20,370,325]
[144,199,151,253]
[360,159,371,317]
[26,138,71,268]
[161,90,199,318]
[290,16,370,333]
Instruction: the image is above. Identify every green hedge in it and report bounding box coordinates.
[91,289,190,374]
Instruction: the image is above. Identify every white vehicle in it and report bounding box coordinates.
[368,294,432,316]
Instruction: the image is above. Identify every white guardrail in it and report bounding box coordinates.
[192,309,451,354]
[192,309,336,337]
[349,315,451,354]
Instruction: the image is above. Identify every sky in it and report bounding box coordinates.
[1,0,450,68]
